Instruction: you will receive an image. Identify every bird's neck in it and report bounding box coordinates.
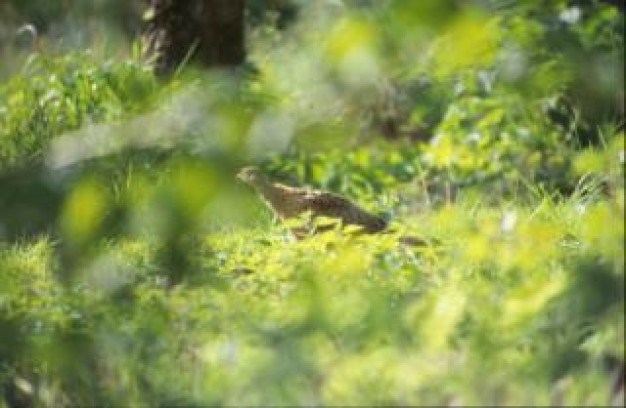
[251,178,275,196]
[252,180,288,208]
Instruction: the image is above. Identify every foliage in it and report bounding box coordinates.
[0,53,158,168]
[0,1,624,407]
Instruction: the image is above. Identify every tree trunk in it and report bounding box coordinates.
[142,0,245,77]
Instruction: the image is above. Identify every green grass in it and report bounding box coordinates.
[1,183,622,406]
[0,122,623,405]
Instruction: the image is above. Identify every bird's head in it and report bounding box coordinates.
[236,166,265,187]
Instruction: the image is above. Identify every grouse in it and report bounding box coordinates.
[236,166,424,243]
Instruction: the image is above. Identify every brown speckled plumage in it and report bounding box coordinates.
[237,167,387,236]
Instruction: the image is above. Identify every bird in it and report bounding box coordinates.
[237,166,386,236]
[236,166,428,246]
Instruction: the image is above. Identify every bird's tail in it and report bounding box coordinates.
[398,235,430,247]
[382,228,440,247]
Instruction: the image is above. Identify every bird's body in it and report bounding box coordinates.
[237,167,387,236]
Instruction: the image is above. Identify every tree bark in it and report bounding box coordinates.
[142,0,245,77]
